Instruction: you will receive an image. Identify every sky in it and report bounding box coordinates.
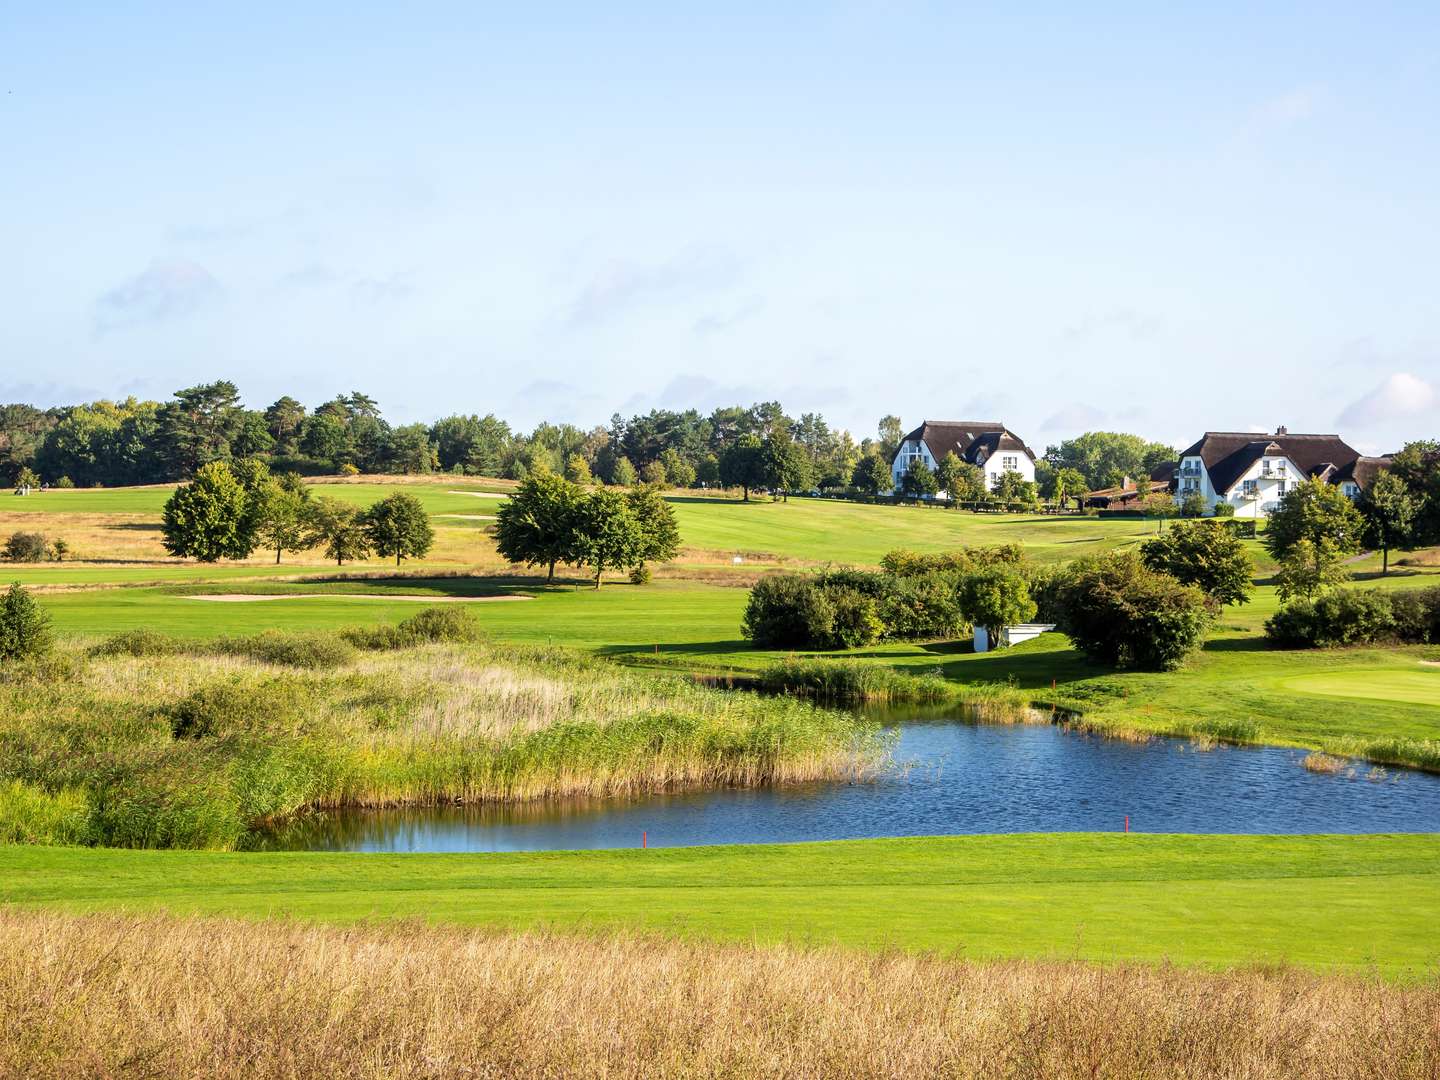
[3,2,1438,455]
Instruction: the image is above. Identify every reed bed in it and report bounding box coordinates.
[1,910,1436,1079]
[0,631,886,849]
[757,656,1033,712]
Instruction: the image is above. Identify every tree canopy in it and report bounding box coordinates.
[1043,431,1175,490]
[1140,520,1253,605]
[363,492,435,566]
[494,473,583,582]
[161,461,257,562]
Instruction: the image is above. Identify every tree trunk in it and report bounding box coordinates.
[1383,540,1389,575]
[396,552,402,566]
[742,485,749,502]
[547,559,556,583]
[275,545,282,564]
[594,562,604,589]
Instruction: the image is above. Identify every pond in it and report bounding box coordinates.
[259,718,1440,852]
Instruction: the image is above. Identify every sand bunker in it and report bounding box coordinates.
[447,490,510,498]
[436,513,497,521]
[185,593,532,603]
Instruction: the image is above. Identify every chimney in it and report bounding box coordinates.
[1275,425,1288,435]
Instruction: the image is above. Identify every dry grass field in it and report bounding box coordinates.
[2,910,1436,1080]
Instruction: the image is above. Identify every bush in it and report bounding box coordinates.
[53,475,75,489]
[742,575,835,648]
[343,606,485,650]
[1050,552,1212,670]
[0,583,53,662]
[0,779,93,845]
[1388,587,1440,644]
[824,588,884,648]
[338,463,361,476]
[1211,501,1235,518]
[91,628,180,658]
[875,573,965,641]
[1264,589,1399,647]
[212,630,355,669]
[1179,492,1208,518]
[169,676,312,739]
[3,532,50,562]
[628,565,652,585]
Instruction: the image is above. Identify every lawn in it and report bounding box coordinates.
[4,834,1438,976]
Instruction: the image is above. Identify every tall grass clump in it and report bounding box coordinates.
[0,780,93,845]
[211,630,356,669]
[90,627,180,658]
[343,605,485,650]
[4,912,1438,1080]
[0,637,886,849]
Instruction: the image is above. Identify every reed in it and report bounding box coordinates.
[2,911,1436,1080]
[0,635,886,849]
[757,656,1032,714]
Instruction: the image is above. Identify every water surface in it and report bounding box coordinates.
[260,721,1440,852]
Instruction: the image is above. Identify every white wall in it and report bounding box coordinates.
[890,438,937,491]
[978,447,1035,490]
[891,437,1036,496]
[1175,453,1306,519]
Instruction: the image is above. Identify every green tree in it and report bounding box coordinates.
[263,396,307,453]
[956,565,1036,646]
[1263,477,1365,564]
[626,484,682,577]
[161,461,257,562]
[1273,537,1351,602]
[252,477,315,564]
[1360,471,1417,574]
[563,452,593,485]
[1051,551,1213,671]
[15,466,39,491]
[1179,491,1208,518]
[0,583,52,662]
[1043,431,1176,490]
[640,459,668,487]
[363,492,435,566]
[388,424,438,474]
[609,456,638,487]
[158,380,245,476]
[493,472,581,582]
[900,459,939,500]
[309,496,372,566]
[877,415,904,461]
[765,435,813,502]
[1140,520,1253,606]
[932,452,965,503]
[1050,467,1089,507]
[991,470,1037,506]
[718,436,765,501]
[659,448,696,488]
[571,488,644,588]
[851,454,892,496]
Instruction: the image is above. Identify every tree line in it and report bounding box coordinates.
[160,460,435,566]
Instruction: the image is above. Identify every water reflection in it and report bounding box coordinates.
[257,722,1440,852]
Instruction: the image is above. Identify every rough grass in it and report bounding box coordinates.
[2,911,1437,1079]
[0,634,886,849]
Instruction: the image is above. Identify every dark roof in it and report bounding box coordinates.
[1178,431,1369,494]
[899,421,1036,466]
[1149,461,1176,487]
[1336,456,1393,489]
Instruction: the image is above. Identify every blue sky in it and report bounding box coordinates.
[3,2,1437,454]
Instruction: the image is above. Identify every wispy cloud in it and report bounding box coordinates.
[1251,85,1321,127]
[350,272,415,305]
[693,296,764,336]
[1062,309,1160,344]
[1337,372,1438,427]
[568,247,741,327]
[1041,404,1109,431]
[94,258,220,333]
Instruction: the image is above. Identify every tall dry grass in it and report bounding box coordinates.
[1,911,1436,1079]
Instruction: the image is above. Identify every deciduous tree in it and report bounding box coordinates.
[161,461,257,562]
[493,473,581,582]
[1140,520,1253,605]
[363,492,434,566]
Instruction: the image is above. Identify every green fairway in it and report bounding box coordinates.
[1282,668,1440,708]
[4,835,1438,976]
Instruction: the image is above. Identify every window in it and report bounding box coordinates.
[1276,480,1286,495]
[1001,455,1018,470]
[1242,480,1257,495]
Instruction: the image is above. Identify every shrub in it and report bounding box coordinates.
[53,475,75,489]
[0,583,53,662]
[343,606,485,650]
[212,630,355,669]
[50,539,69,561]
[3,532,50,562]
[91,628,180,658]
[629,565,652,585]
[1211,501,1235,517]
[1179,492,1208,518]
[1388,587,1440,644]
[1140,520,1253,606]
[338,463,361,476]
[742,575,835,648]
[169,676,312,739]
[0,779,93,845]
[1264,590,1397,648]
[1050,552,1212,670]
[824,588,883,649]
[875,573,965,641]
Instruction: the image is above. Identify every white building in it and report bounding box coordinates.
[890,421,1037,497]
[1173,428,1391,519]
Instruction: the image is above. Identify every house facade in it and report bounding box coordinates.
[1173,427,1391,518]
[891,421,1037,496]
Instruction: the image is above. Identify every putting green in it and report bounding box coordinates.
[1281,668,1440,708]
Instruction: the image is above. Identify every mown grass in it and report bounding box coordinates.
[0,624,885,849]
[4,909,1438,1079]
[5,835,1439,975]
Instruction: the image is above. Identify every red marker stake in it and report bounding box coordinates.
[1124,815,1130,833]
[642,831,647,849]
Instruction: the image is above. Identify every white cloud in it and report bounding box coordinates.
[567,247,740,327]
[1041,404,1108,431]
[1336,372,1438,427]
[94,258,220,332]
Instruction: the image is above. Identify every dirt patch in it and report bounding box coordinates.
[184,593,532,603]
